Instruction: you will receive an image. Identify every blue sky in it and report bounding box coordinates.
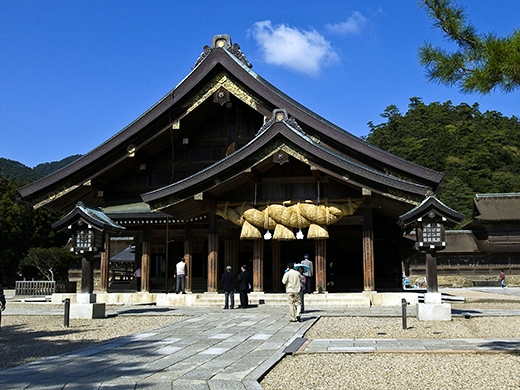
[2,1,520,168]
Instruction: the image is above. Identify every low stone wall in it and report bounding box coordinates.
[409,273,518,288]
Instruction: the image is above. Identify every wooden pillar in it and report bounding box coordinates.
[425,252,439,293]
[315,239,326,293]
[225,239,239,278]
[99,233,110,292]
[184,240,193,292]
[207,212,218,292]
[363,207,375,291]
[207,234,218,292]
[271,240,282,292]
[253,239,263,292]
[80,257,93,293]
[141,240,151,292]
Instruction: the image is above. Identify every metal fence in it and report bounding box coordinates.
[15,281,56,296]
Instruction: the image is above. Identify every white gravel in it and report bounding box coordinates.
[261,294,520,390]
[261,353,520,390]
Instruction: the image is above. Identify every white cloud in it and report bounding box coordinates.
[325,11,368,34]
[250,20,339,77]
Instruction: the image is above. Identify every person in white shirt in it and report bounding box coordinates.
[175,258,187,294]
[134,268,141,292]
[301,254,314,294]
[282,262,302,322]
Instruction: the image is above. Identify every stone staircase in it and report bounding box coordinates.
[156,292,421,307]
[52,291,423,307]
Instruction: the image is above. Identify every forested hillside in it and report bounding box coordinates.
[364,98,520,218]
[0,155,82,184]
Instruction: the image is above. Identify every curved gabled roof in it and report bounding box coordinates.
[19,34,444,209]
[398,195,465,232]
[51,201,124,233]
[142,110,431,218]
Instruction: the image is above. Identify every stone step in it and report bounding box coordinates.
[52,291,423,307]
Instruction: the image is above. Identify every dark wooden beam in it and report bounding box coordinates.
[244,167,261,183]
[310,166,323,181]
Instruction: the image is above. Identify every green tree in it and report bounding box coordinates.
[19,247,78,281]
[419,0,520,93]
[365,98,520,219]
[0,172,69,285]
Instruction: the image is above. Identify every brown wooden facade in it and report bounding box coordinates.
[18,35,444,294]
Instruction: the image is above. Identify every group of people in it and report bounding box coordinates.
[220,253,314,320]
[282,254,313,322]
[137,253,314,322]
[221,264,251,309]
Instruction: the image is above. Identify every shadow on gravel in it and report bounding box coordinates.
[452,309,483,315]
[478,340,520,353]
[0,324,100,370]
[115,307,176,315]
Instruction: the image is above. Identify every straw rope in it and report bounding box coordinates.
[216,198,362,240]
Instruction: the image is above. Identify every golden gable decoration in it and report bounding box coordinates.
[216,199,363,240]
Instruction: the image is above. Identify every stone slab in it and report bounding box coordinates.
[70,302,106,319]
[416,302,451,321]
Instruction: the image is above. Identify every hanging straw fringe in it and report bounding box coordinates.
[307,224,329,239]
[240,221,261,240]
[273,224,295,240]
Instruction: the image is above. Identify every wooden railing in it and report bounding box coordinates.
[15,281,56,296]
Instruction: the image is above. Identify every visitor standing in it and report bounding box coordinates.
[0,281,6,330]
[301,254,314,293]
[175,258,187,294]
[134,268,141,291]
[221,266,235,309]
[298,266,306,313]
[282,262,302,322]
[500,270,507,288]
[238,265,251,308]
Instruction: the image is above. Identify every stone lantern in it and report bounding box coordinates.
[398,195,464,320]
[52,202,124,318]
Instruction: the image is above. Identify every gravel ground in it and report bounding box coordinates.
[262,295,520,390]
[0,304,187,370]
[261,353,520,390]
[304,315,520,339]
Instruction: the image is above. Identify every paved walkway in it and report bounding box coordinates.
[1,288,520,389]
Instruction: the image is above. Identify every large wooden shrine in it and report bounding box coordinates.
[18,35,444,294]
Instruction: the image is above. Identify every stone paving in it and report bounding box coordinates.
[1,287,520,389]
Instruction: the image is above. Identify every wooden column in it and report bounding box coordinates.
[425,252,439,293]
[253,239,263,292]
[225,239,239,277]
[207,234,218,292]
[362,207,375,291]
[80,257,93,293]
[271,240,282,292]
[207,212,218,292]
[99,233,110,292]
[315,239,326,293]
[141,240,151,292]
[184,240,193,292]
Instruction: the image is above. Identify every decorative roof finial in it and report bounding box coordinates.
[193,35,252,69]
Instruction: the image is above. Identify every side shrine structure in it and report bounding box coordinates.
[18,35,445,295]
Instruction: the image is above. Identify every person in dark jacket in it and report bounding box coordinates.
[0,281,6,330]
[237,264,251,308]
[221,266,235,309]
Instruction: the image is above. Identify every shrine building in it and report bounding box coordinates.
[18,35,445,296]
